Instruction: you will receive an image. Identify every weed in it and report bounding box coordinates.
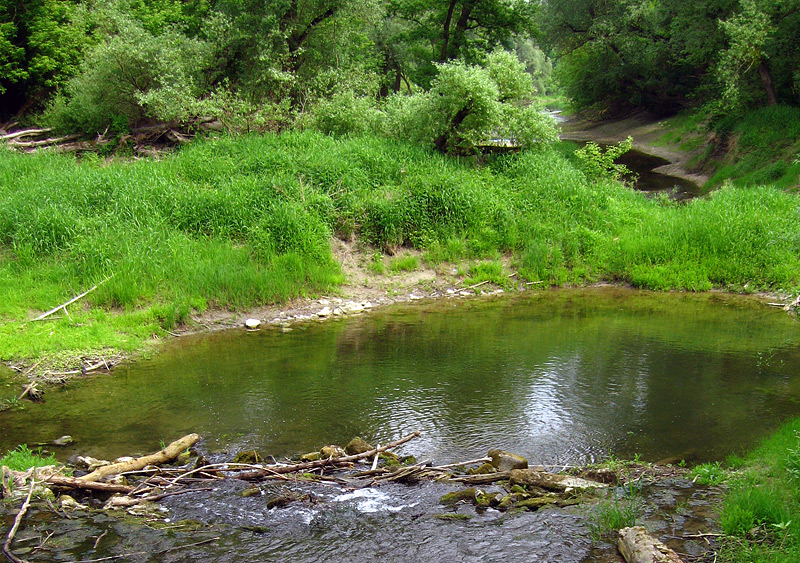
[367,252,386,275]
[691,461,728,485]
[588,491,643,542]
[389,255,419,273]
[0,444,58,472]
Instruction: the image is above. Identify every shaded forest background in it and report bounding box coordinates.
[1,0,798,136]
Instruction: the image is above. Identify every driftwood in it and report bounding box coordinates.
[79,434,200,482]
[3,478,35,563]
[43,474,134,494]
[618,526,683,563]
[0,127,53,141]
[234,430,421,480]
[33,275,113,321]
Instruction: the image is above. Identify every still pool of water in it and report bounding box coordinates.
[2,288,799,466]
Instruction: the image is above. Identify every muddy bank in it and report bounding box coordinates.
[560,111,710,188]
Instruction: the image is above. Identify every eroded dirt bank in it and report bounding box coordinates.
[560,111,710,188]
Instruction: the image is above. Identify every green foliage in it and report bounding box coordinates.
[1,131,800,363]
[690,461,728,485]
[721,418,800,561]
[589,491,644,542]
[575,137,635,182]
[42,15,208,133]
[0,444,58,472]
[389,254,419,272]
[308,51,558,155]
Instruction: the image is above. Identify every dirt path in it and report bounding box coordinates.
[560,111,710,187]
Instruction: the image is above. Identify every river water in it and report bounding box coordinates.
[3,288,799,465]
[2,288,798,561]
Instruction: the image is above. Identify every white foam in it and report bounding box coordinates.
[331,488,419,513]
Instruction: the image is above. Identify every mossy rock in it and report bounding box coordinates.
[320,445,345,458]
[435,513,472,521]
[233,450,263,464]
[497,493,518,511]
[345,437,373,455]
[266,492,299,510]
[301,451,321,462]
[476,492,501,508]
[440,487,478,506]
[469,463,497,475]
[400,455,417,466]
[380,453,401,467]
[516,496,558,511]
[238,485,261,498]
[488,449,528,472]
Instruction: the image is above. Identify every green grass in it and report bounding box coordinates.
[0,444,58,471]
[720,419,800,562]
[1,130,800,365]
[389,255,420,273]
[588,491,644,542]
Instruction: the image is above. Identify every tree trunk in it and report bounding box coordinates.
[758,61,778,106]
[439,0,459,62]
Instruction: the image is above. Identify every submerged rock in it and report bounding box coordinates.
[440,487,478,506]
[488,449,528,472]
[233,450,263,464]
[345,437,373,455]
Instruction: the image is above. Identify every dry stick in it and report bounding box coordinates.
[0,128,53,141]
[785,294,800,311]
[43,475,135,494]
[3,478,36,563]
[92,530,108,551]
[371,445,381,471]
[33,275,114,322]
[79,433,199,483]
[235,430,422,481]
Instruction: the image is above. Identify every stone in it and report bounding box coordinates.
[509,469,609,492]
[344,437,373,455]
[320,445,345,458]
[301,451,321,462]
[245,318,261,329]
[317,307,332,317]
[51,435,73,446]
[440,487,478,506]
[233,450,263,464]
[488,449,528,472]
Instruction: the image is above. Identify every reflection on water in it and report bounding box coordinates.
[1,288,799,466]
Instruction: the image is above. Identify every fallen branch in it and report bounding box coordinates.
[43,474,135,494]
[785,294,800,312]
[79,434,199,482]
[33,275,113,321]
[3,478,36,563]
[0,127,53,141]
[234,430,422,480]
[8,134,81,148]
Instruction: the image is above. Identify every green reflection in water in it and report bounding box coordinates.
[1,288,799,465]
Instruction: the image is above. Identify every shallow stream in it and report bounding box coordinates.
[2,288,799,561]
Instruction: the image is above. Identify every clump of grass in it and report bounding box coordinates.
[367,252,386,275]
[464,260,507,287]
[0,444,58,471]
[690,461,728,485]
[588,492,644,542]
[389,255,419,273]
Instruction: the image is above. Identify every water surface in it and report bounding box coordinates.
[2,288,799,466]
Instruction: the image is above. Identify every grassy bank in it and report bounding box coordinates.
[1,131,800,367]
[657,105,800,192]
[721,418,800,562]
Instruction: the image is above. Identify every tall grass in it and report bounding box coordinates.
[720,418,800,562]
[1,130,799,362]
